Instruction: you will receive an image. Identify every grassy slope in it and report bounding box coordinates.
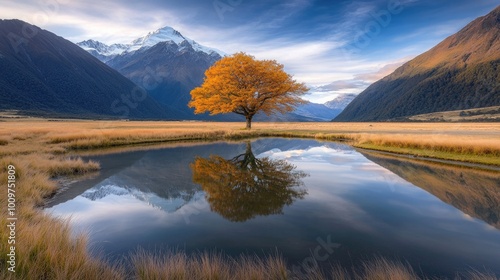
[404,106,500,122]
[0,120,499,279]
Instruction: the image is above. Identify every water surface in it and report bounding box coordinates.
[45,138,500,277]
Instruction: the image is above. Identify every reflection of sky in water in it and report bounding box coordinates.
[45,139,500,277]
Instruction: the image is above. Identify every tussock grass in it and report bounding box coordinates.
[130,250,498,280]
[7,154,99,178]
[47,129,229,150]
[355,134,500,157]
[353,133,500,166]
[0,157,121,280]
[2,120,499,165]
[132,249,287,280]
[357,257,419,280]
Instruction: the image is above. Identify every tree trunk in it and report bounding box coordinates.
[245,115,253,129]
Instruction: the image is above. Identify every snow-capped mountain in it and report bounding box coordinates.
[76,26,341,122]
[77,39,128,62]
[324,93,357,111]
[77,26,224,63]
[128,26,224,56]
[77,25,225,120]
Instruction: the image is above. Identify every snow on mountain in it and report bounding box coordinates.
[128,26,185,52]
[81,183,206,214]
[78,39,128,55]
[77,39,128,62]
[324,93,357,110]
[77,26,225,62]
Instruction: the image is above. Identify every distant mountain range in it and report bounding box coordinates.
[0,19,169,119]
[0,20,347,121]
[254,99,347,122]
[335,5,500,121]
[77,26,347,121]
[78,27,224,63]
[77,26,224,120]
[2,6,499,122]
[324,93,357,111]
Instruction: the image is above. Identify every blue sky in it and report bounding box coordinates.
[2,0,498,103]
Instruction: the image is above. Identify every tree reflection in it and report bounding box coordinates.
[191,142,308,222]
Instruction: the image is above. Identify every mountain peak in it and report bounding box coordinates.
[130,25,186,52]
[79,25,225,59]
[154,26,183,37]
[324,94,357,110]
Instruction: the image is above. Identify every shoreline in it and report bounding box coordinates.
[1,120,499,279]
[353,146,500,171]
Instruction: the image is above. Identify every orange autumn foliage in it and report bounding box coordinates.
[189,52,308,128]
[190,142,307,222]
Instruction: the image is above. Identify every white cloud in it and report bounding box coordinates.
[4,0,490,104]
[0,0,179,43]
[353,59,409,82]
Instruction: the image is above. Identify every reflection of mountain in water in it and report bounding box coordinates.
[48,139,323,213]
[48,143,242,207]
[81,183,204,213]
[361,151,500,229]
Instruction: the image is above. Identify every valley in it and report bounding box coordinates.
[1,2,499,280]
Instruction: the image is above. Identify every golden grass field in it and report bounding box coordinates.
[1,120,499,165]
[0,119,499,279]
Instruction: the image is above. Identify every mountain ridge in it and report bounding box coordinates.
[77,26,224,63]
[0,19,171,119]
[335,5,500,122]
[79,26,343,121]
[324,94,357,111]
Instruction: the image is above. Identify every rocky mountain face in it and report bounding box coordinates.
[107,40,222,119]
[0,19,170,119]
[335,5,500,121]
[78,26,228,119]
[77,39,128,62]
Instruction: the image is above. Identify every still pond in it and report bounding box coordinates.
[45,138,500,277]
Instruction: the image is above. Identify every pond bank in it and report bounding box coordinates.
[1,120,499,279]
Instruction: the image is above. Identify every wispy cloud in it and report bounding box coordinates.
[1,0,497,103]
[354,59,409,82]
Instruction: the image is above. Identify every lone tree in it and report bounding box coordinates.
[189,52,308,129]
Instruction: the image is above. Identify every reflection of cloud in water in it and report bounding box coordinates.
[259,145,415,233]
[258,146,357,162]
[47,183,209,231]
[260,145,412,191]
[44,139,500,276]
